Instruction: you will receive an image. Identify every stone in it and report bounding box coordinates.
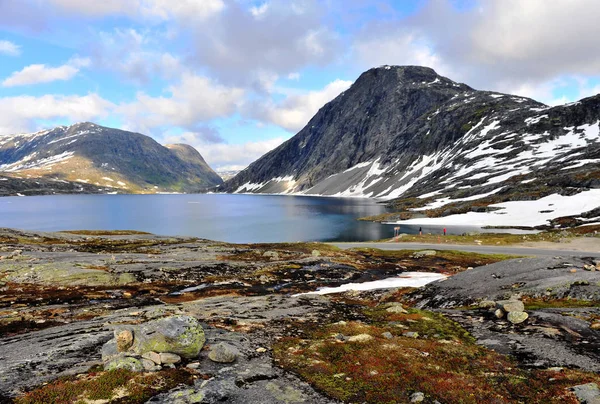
[186,362,201,369]
[101,339,119,363]
[381,332,393,339]
[591,323,600,330]
[478,300,496,309]
[507,311,529,324]
[105,355,144,372]
[159,352,182,364]
[115,329,134,352]
[386,303,408,314]
[494,309,505,319]
[570,383,600,404]
[412,250,436,258]
[163,388,205,404]
[142,358,160,371]
[131,315,205,359]
[583,264,596,271]
[347,334,374,343]
[142,351,162,365]
[403,331,419,338]
[410,392,425,402]
[311,250,321,257]
[208,343,239,363]
[256,347,267,353]
[262,251,279,260]
[496,299,525,313]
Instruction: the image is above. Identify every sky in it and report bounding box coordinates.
[1,0,600,172]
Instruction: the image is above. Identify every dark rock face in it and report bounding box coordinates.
[223,65,600,214]
[0,122,223,195]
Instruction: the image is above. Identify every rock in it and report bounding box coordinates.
[479,300,496,309]
[131,315,205,359]
[403,332,419,338]
[507,311,529,324]
[583,264,596,271]
[115,329,134,352]
[262,251,279,260]
[142,351,162,365]
[142,358,160,371]
[496,299,525,313]
[570,383,600,404]
[333,333,346,342]
[159,352,182,364]
[162,388,205,404]
[494,309,505,319]
[348,334,374,343]
[208,343,238,363]
[590,323,600,330]
[386,303,408,314]
[105,355,144,372]
[410,392,425,402]
[382,332,393,339]
[256,347,267,353]
[311,250,321,257]
[412,250,436,258]
[186,362,201,369]
[101,339,119,363]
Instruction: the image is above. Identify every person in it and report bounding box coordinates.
[419,227,422,236]
[443,228,447,236]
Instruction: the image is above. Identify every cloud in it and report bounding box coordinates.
[353,0,600,103]
[248,79,353,132]
[187,0,341,87]
[2,57,89,87]
[119,73,244,131]
[0,40,20,56]
[163,127,226,145]
[0,93,113,135]
[163,134,287,171]
[47,0,225,20]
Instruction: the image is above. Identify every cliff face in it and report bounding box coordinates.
[0,122,223,195]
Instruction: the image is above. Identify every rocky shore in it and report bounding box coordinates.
[0,229,599,403]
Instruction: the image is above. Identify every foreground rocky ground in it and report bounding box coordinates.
[0,229,599,403]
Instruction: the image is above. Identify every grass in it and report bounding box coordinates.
[274,302,600,403]
[522,297,600,310]
[15,368,196,404]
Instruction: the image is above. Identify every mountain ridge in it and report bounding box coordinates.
[223,65,600,227]
[0,122,223,195]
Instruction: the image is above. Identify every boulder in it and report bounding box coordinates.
[105,355,144,372]
[410,392,425,402]
[478,300,496,309]
[507,311,529,324]
[142,351,162,365]
[208,342,239,363]
[348,334,374,343]
[311,250,321,257]
[160,352,182,364]
[386,303,408,314]
[381,332,394,339]
[570,383,600,404]
[116,329,134,352]
[496,300,525,313]
[131,315,205,359]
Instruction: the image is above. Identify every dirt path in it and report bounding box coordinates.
[517,237,600,252]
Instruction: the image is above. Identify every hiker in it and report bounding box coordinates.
[443,228,447,236]
[419,227,422,236]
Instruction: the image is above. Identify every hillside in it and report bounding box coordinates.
[0,122,223,195]
[223,66,600,227]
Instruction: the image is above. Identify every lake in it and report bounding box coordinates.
[0,194,528,243]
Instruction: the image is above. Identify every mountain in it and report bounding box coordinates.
[223,66,600,227]
[0,122,223,195]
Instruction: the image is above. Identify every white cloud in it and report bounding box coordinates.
[250,3,269,18]
[2,57,89,87]
[119,73,244,130]
[0,40,20,56]
[163,134,286,171]
[287,72,300,80]
[249,79,353,132]
[48,0,224,21]
[0,93,113,135]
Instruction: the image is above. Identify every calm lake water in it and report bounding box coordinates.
[0,194,527,243]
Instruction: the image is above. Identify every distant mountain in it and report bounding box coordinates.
[216,169,241,181]
[0,122,223,195]
[223,65,600,227]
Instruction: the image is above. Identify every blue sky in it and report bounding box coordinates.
[1,0,599,171]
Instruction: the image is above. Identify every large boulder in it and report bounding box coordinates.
[496,300,525,313]
[130,315,206,359]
